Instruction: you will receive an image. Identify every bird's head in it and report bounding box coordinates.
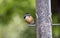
[24,13,35,24]
[24,13,31,19]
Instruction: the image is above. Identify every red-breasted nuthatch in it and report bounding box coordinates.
[24,13,35,25]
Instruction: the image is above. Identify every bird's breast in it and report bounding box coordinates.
[25,16,34,24]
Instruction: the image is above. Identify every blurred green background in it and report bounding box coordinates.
[0,0,60,38]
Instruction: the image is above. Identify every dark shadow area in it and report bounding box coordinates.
[51,0,60,38]
[51,0,60,23]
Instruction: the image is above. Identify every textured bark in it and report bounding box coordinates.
[36,0,52,38]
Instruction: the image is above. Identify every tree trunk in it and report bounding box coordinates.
[36,0,52,38]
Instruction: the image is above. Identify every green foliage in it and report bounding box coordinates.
[52,15,58,23]
[0,0,36,25]
[0,0,36,38]
[20,27,36,38]
[52,26,60,38]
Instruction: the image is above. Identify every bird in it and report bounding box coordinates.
[24,13,35,25]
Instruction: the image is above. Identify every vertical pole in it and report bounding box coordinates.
[36,0,52,38]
